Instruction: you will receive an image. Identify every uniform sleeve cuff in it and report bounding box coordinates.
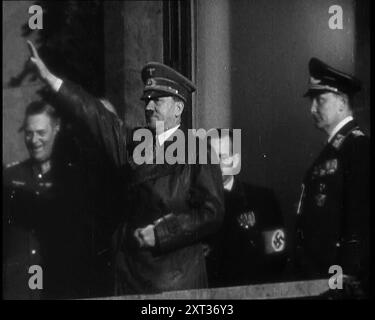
[51,78,63,92]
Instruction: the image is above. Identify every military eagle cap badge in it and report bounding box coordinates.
[147,67,156,76]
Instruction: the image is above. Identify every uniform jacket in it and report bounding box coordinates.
[206,178,287,287]
[295,120,370,282]
[54,80,225,294]
[3,158,93,299]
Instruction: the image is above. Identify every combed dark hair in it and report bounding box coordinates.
[19,100,60,131]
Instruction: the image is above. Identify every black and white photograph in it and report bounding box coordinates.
[2,0,370,303]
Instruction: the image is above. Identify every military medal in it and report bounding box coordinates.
[315,193,327,207]
[237,211,256,229]
[319,183,326,192]
[325,159,338,174]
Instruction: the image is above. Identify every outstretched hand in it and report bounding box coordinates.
[27,40,51,81]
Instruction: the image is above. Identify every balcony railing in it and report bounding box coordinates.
[85,279,332,300]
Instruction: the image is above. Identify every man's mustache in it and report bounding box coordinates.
[312,114,320,121]
[145,111,155,119]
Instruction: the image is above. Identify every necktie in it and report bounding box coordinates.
[154,135,162,163]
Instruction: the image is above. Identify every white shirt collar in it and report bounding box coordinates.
[328,116,353,143]
[157,124,180,146]
[223,175,234,191]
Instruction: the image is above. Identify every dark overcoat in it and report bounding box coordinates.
[3,158,93,299]
[295,120,370,284]
[206,179,287,287]
[54,81,225,294]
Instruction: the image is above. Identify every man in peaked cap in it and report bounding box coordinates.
[140,62,196,135]
[141,62,196,102]
[27,41,224,295]
[295,57,369,297]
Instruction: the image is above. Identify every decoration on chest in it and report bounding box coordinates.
[315,193,327,207]
[237,211,256,229]
[312,158,338,178]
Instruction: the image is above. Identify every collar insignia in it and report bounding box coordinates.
[332,133,345,149]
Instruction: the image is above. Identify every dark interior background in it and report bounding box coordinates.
[195,0,370,257]
[3,0,370,284]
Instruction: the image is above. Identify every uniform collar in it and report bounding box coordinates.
[157,124,180,146]
[31,160,52,179]
[328,118,358,150]
[327,116,353,143]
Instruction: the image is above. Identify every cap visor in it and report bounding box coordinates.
[303,89,334,98]
[141,90,171,101]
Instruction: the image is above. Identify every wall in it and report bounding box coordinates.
[195,0,231,129]
[3,0,42,165]
[354,0,370,133]
[104,1,163,128]
[3,1,164,164]
[196,0,370,254]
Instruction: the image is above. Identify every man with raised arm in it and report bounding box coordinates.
[27,41,224,295]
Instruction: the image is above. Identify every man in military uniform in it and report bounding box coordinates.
[295,58,370,296]
[3,101,94,299]
[205,129,287,287]
[27,41,224,295]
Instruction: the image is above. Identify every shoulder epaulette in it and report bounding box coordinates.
[331,126,363,150]
[5,161,20,169]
